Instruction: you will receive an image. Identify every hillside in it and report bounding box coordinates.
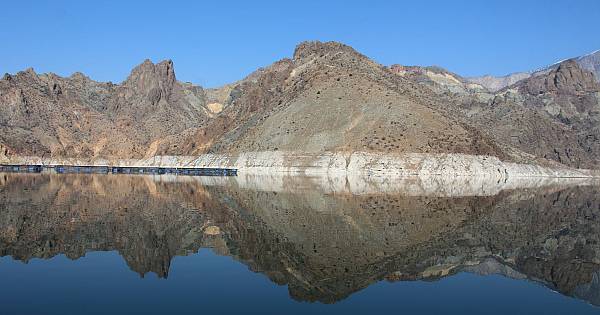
[203,42,508,159]
[0,60,211,159]
[387,58,600,169]
[1,41,599,170]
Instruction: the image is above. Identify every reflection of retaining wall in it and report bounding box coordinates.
[153,172,599,197]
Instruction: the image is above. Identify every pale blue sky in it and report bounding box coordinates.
[1,0,599,87]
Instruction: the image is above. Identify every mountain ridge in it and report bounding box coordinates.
[467,49,600,92]
[1,41,599,170]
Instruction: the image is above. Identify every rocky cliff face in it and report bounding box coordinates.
[390,57,600,168]
[476,61,600,168]
[519,59,599,95]
[575,50,600,82]
[1,41,599,169]
[467,50,600,92]
[0,59,211,159]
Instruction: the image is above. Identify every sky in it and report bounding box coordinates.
[1,0,599,87]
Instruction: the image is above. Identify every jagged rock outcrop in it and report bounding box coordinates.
[519,59,599,95]
[0,60,211,159]
[120,59,177,105]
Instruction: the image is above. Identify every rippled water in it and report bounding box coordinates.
[1,173,600,314]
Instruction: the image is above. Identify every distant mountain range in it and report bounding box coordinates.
[1,42,599,169]
[468,49,600,92]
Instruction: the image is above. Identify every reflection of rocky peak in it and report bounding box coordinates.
[462,258,527,280]
[574,271,600,306]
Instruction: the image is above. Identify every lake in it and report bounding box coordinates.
[1,173,599,314]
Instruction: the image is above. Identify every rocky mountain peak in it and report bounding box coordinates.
[69,71,90,82]
[574,49,600,82]
[14,67,38,81]
[125,59,175,85]
[122,59,177,104]
[520,59,599,95]
[293,41,364,63]
[555,59,599,91]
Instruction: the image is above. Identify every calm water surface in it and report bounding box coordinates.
[1,173,599,314]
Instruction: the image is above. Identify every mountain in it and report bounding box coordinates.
[467,72,531,92]
[575,50,600,82]
[0,60,212,159]
[473,60,600,168]
[1,41,599,169]
[385,56,600,169]
[467,49,600,92]
[204,42,509,159]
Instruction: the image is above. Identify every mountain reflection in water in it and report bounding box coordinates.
[1,173,600,310]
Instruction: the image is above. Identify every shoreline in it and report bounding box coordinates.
[2,151,598,179]
[0,164,238,176]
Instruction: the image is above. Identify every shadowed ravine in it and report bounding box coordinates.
[1,173,600,306]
